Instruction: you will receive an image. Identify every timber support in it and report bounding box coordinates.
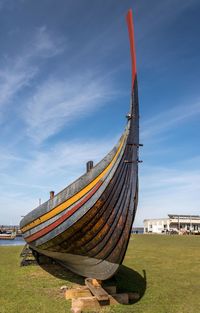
[20,244,37,266]
[20,244,53,266]
[64,278,140,312]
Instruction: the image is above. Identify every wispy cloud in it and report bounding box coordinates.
[141,100,200,141]
[134,162,200,225]
[28,25,65,59]
[23,73,115,143]
[0,136,118,223]
[0,22,116,144]
[27,138,117,179]
[0,26,65,115]
[141,164,200,192]
[0,64,37,110]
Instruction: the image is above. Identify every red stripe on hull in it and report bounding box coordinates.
[26,181,103,243]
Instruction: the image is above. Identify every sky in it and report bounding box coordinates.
[0,0,200,226]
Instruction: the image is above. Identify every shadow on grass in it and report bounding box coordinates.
[114,265,147,303]
[40,262,146,304]
[40,262,85,285]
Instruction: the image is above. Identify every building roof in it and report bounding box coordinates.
[168,214,200,219]
[143,218,168,222]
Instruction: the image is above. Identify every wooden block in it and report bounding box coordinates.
[85,278,109,301]
[71,296,102,312]
[71,308,82,313]
[109,293,129,305]
[65,288,92,299]
[91,279,102,287]
[103,285,117,294]
[127,292,140,301]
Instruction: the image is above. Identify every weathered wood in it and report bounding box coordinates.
[65,283,117,299]
[91,279,102,287]
[71,296,101,312]
[71,307,82,313]
[86,161,94,173]
[66,158,127,255]
[20,245,37,266]
[20,244,29,257]
[66,283,139,311]
[71,293,130,312]
[85,278,109,301]
[65,288,92,299]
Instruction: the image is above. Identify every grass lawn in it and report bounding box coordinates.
[0,235,199,313]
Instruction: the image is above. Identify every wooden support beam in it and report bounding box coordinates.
[71,296,101,312]
[65,287,92,299]
[85,278,109,301]
[71,293,131,312]
[65,282,141,312]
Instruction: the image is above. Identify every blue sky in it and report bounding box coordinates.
[0,0,200,226]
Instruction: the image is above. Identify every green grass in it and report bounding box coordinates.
[0,235,200,313]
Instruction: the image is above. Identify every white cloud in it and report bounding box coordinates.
[23,74,115,143]
[0,65,37,110]
[135,98,200,226]
[0,26,65,114]
[32,26,65,58]
[28,138,117,178]
[141,100,200,141]
[134,163,200,226]
[0,136,118,224]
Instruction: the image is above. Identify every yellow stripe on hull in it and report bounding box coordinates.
[21,134,126,233]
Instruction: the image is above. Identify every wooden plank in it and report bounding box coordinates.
[71,296,101,312]
[71,293,131,312]
[92,167,131,259]
[91,279,102,287]
[65,287,92,299]
[71,308,81,313]
[85,278,109,301]
[64,157,127,254]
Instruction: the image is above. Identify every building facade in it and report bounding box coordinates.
[144,214,200,234]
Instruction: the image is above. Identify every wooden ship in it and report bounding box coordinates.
[20,9,140,280]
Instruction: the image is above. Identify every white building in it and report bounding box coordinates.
[144,214,200,234]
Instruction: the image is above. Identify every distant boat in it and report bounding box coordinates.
[20,9,140,280]
[0,231,16,240]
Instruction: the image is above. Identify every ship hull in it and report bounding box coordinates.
[30,245,119,279]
